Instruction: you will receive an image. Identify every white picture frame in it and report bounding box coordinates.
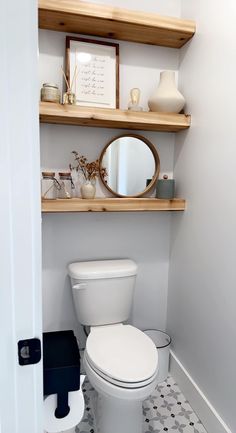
[66,36,119,109]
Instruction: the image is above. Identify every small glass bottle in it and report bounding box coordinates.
[58,172,75,199]
[41,172,60,200]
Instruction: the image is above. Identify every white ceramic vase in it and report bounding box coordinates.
[80,181,96,199]
[148,70,185,113]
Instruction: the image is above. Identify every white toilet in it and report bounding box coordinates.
[68,259,158,433]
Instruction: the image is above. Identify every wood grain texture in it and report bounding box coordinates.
[39,102,191,132]
[42,198,186,213]
[38,0,196,48]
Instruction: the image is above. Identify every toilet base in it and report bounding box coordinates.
[83,352,158,433]
[95,393,142,433]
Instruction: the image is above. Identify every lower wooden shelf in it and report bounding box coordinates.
[42,198,186,213]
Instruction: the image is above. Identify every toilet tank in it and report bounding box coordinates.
[68,259,137,326]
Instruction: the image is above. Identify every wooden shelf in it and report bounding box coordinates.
[39,102,191,132]
[42,198,186,213]
[38,0,195,48]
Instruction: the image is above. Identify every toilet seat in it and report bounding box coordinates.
[85,324,158,389]
[84,352,157,389]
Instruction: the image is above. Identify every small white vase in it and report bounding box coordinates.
[148,70,185,113]
[80,181,96,199]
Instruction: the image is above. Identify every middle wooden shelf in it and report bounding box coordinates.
[39,102,191,132]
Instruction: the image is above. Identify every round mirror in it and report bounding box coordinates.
[99,134,160,197]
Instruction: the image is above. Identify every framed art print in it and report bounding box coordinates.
[66,36,119,109]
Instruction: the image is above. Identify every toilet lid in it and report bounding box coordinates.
[86,324,158,384]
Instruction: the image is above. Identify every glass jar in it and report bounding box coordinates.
[41,83,60,103]
[58,172,75,199]
[41,172,61,200]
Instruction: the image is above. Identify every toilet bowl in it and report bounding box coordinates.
[68,259,158,433]
[83,324,158,433]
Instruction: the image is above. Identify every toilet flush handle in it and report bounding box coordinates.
[72,283,87,290]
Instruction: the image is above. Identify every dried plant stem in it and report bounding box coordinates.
[78,164,88,181]
[61,66,70,91]
[70,65,78,93]
[70,150,107,182]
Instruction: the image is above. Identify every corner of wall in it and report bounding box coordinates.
[170,351,232,433]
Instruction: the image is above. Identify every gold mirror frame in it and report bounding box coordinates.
[99,133,160,198]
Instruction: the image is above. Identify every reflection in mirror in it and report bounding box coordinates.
[99,135,160,197]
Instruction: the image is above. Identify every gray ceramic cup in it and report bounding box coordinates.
[156,179,175,199]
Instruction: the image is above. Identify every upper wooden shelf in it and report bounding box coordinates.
[42,198,186,213]
[39,102,191,132]
[38,0,196,48]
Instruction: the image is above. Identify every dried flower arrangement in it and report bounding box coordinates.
[70,151,107,182]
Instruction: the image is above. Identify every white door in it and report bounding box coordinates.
[0,1,43,433]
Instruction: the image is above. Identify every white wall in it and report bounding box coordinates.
[167,1,236,431]
[41,126,174,344]
[40,0,181,345]
[39,29,180,112]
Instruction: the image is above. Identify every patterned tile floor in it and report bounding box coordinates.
[75,376,208,433]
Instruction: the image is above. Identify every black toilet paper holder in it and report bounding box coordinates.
[43,330,81,419]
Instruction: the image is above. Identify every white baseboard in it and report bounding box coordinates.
[169,351,232,433]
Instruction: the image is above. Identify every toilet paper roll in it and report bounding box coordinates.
[44,375,85,433]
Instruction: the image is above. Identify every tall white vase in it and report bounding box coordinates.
[148,70,185,113]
